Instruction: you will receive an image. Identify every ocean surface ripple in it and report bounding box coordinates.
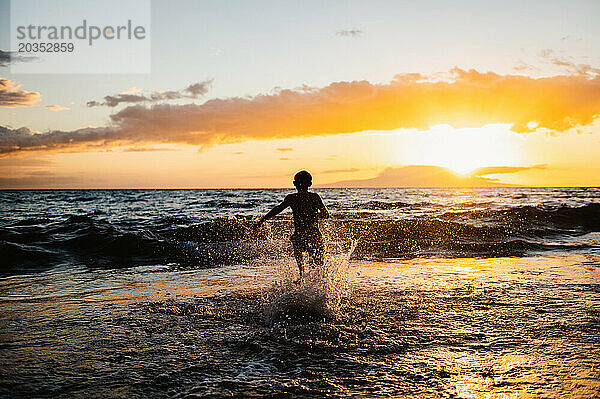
[1,188,599,397]
[0,188,599,275]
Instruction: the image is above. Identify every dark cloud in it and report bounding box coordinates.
[87,79,213,107]
[0,78,41,107]
[0,50,38,67]
[336,29,363,37]
[150,91,183,101]
[184,81,213,96]
[0,125,118,155]
[102,93,148,107]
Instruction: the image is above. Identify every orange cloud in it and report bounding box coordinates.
[0,78,41,107]
[322,168,361,174]
[1,69,600,155]
[42,105,69,111]
[538,49,600,78]
[122,146,177,152]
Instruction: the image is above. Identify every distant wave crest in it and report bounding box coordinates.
[1,203,598,275]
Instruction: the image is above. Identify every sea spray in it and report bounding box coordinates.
[263,239,357,325]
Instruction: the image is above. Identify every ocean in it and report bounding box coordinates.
[1,188,599,397]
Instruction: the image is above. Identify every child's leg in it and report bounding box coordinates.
[309,238,325,267]
[291,234,305,276]
[313,247,325,267]
[293,247,304,276]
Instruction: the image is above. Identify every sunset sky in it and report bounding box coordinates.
[1,0,599,188]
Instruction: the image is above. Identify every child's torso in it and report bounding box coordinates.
[288,192,320,233]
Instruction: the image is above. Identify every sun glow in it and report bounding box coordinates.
[396,124,523,174]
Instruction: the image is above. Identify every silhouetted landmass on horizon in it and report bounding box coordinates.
[317,165,514,188]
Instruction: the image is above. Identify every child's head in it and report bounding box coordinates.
[293,170,312,190]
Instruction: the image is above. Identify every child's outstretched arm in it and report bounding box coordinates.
[255,195,291,228]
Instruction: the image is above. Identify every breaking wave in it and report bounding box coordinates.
[1,202,598,275]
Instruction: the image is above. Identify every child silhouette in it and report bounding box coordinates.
[256,170,330,276]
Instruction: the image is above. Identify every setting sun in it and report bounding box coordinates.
[396,124,523,175]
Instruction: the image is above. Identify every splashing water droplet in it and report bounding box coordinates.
[263,239,358,325]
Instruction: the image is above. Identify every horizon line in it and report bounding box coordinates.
[1,186,599,190]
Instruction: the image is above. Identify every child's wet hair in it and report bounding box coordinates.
[294,170,312,189]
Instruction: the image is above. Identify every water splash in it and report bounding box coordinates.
[263,237,357,325]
